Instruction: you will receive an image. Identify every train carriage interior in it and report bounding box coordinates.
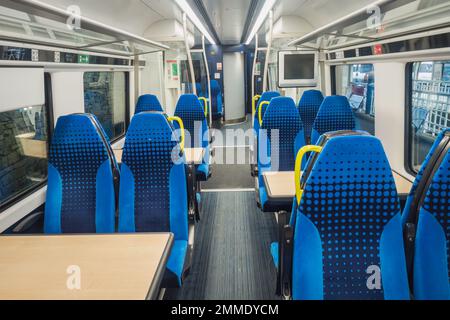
[0,0,449,304]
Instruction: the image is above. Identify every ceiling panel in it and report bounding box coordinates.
[202,0,251,45]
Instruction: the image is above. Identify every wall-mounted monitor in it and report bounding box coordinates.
[278,51,318,88]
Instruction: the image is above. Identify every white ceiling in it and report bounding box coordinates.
[202,0,252,45]
[38,0,179,36]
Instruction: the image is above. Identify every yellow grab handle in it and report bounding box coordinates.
[295,145,323,205]
[199,97,209,117]
[258,101,270,126]
[168,116,185,153]
[252,95,261,116]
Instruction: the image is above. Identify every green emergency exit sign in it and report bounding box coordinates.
[78,54,90,64]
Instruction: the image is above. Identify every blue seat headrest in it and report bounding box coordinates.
[312,96,356,144]
[174,94,207,148]
[299,90,325,142]
[135,94,163,114]
[261,97,304,171]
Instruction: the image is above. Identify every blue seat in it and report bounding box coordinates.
[135,94,163,114]
[118,112,189,287]
[174,94,210,181]
[210,80,223,117]
[280,134,410,300]
[298,90,324,144]
[253,91,281,133]
[402,129,450,300]
[44,114,118,234]
[311,96,356,145]
[258,97,305,212]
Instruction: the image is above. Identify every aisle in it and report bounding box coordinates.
[166,117,278,300]
[165,191,278,300]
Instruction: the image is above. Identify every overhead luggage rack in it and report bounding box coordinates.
[0,0,169,56]
[288,0,450,51]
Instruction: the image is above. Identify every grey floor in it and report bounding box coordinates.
[166,117,279,300]
[165,191,278,300]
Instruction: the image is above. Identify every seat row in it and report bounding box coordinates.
[44,93,212,289]
[253,90,356,212]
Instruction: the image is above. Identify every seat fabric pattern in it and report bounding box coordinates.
[298,90,324,143]
[174,94,208,149]
[44,114,115,234]
[120,113,180,232]
[253,91,281,132]
[293,135,409,300]
[311,96,356,145]
[135,94,164,114]
[260,97,304,171]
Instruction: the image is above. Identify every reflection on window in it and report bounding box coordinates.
[335,64,375,135]
[409,61,450,172]
[0,106,48,207]
[180,60,194,94]
[84,72,126,141]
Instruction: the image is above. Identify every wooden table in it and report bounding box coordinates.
[16,133,47,159]
[0,233,173,300]
[263,170,413,202]
[113,148,204,165]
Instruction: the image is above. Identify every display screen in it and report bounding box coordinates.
[284,54,315,80]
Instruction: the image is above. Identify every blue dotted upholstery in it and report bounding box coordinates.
[119,112,188,287]
[311,96,356,145]
[253,91,281,132]
[175,94,210,181]
[44,114,117,234]
[210,80,223,117]
[291,135,409,300]
[298,90,324,143]
[402,129,450,300]
[135,94,163,114]
[258,97,305,211]
[84,90,113,140]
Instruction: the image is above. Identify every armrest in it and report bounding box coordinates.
[276,211,294,300]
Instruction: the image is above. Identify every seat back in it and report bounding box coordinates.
[311,96,356,145]
[135,94,163,114]
[44,114,118,234]
[259,97,305,172]
[402,129,450,300]
[174,94,208,149]
[253,91,281,131]
[210,80,223,116]
[292,135,409,300]
[118,112,188,242]
[298,90,324,144]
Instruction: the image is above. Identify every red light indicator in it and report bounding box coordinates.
[374,44,383,55]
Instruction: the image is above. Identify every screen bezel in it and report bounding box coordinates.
[278,50,319,88]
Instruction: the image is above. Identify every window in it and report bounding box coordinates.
[407,60,450,173]
[84,72,127,141]
[0,105,48,207]
[334,64,375,135]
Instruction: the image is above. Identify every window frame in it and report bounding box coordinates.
[82,70,130,144]
[0,72,54,212]
[404,62,416,176]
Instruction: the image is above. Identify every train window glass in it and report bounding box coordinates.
[83,72,126,141]
[408,60,450,172]
[0,105,48,207]
[334,64,375,135]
